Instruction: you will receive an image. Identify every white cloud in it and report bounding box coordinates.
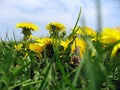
[0,0,82,28]
[1,0,42,10]
[0,0,120,39]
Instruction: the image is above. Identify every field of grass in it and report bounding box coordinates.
[0,9,120,90]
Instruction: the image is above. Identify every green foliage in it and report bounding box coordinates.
[0,33,120,90]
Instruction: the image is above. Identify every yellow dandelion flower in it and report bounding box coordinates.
[74,26,96,37]
[16,22,39,31]
[46,22,66,31]
[16,22,39,39]
[100,28,120,44]
[36,37,52,45]
[72,38,86,57]
[60,39,71,50]
[111,43,120,58]
[35,37,54,58]
[60,38,86,57]
[29,43,45,53]
[29,37,52,54]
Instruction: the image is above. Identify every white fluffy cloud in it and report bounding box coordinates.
[0,0,120,39]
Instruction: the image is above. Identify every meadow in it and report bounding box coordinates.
[0,8,120,90]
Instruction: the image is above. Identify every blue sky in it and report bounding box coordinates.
[0,0,120,39]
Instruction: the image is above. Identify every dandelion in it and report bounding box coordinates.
[74,26,96,37]
[71,38,86,57]
[29,37,51,54]
[69,26,96,41]
[16,22,39,39]
[60,39,71,50]
[36,37,52,45]
[46,22,66,38]
[29,37,53,58]
[46,22,65,31]
[36,37,53,58]
[61,38,86,67]
[99,28,120,44]
[61,38,86,57]
[16,22,39,31]
[29,43,45,54]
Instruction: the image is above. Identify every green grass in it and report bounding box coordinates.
[0,28,120,90]
[0,34,119,90]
